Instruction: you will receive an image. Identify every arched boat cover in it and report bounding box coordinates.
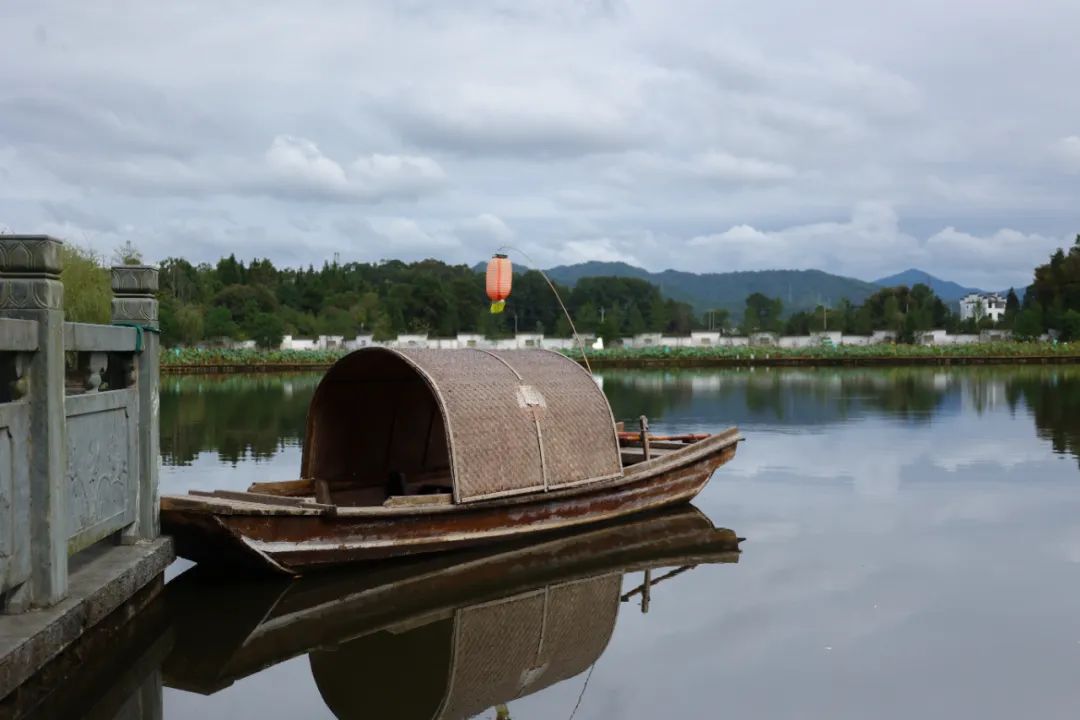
[302,348,623,504]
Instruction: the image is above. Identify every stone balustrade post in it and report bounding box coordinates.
[112,265,161,542]
[0,235,68,606]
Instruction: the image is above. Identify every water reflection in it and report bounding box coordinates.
[32,365,1080,718]
[161,367,1080,472]
[1005,371,1080,465]
[602,367,964,426]
[6,580,171,720]
[600,366,1080,463]
[160,374,318,466]
[162,507,740,719]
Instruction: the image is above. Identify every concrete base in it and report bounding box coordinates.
[0,538,173,701]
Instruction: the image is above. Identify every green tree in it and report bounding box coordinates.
[1013,307,1044,340]
[372,311,396,341]
[111,240,143,266]
[60,243,111,323]
[784,310,811,335]
[1062,309,1080,342]
[553,315,572,337]
[1030,236,1080,334]
[742,293,783,333]
[882,295,902,331]
[598,305,624,344]
[215,254,245,286]
[647,294,669,332]
[249,312,284,349]
[625,303,647,335]
[576,302,600,333]
[204,306,237,339]
[1005,288,1020,319]
[160,297,206,346]
[174,303,205,345]
[665,299,697,333]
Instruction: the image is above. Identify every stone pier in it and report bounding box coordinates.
[0,235,173,703]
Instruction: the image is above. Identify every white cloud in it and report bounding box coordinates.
[687,203,1066,288]
[263,136,446,202]
[385,80,643,157]
[265,135,350,195]
[559,237,644,267]
[923,227,1063,288]
[0,1,1078,279]
[456,213,514,244]
[693,151,797,182]
[349,154,446,196]
[366,217,459,252]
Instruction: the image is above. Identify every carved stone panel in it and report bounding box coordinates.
[0,279,63,311]
[64,390,138,552]
[0,236,63,275]
[0,403,31,599]
[110,265,158,294]
[110,297,159,325]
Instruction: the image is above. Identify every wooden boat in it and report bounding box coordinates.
[162,505,743,715]
[161,348,742,573]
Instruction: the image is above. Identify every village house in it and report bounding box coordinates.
[959,292,1007,323]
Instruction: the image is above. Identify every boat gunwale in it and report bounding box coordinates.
[161,427,742,519]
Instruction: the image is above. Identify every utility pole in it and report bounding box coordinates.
[599,306,606,323]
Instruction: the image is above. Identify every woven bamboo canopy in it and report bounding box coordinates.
[302,348,623,504]
[310,574,621,719]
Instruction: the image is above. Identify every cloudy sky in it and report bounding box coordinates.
[2,1,1078,288]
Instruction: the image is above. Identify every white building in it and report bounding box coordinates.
[959,293,1007,323]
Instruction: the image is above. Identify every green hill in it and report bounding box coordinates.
[537,262,881,315]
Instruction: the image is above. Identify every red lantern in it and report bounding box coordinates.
[486,253,512,314]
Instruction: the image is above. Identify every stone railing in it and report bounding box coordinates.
[0,235,160,612]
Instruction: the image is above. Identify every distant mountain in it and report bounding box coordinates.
[538,262,882,315]
[540,261,653,285]
[872,269,982,302]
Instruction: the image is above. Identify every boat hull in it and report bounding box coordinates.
[162,505,741,695]
[162,432,739,573]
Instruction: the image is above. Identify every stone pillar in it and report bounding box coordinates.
[0,235,68,606]
[111,265,161,543]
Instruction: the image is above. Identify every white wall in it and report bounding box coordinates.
[690,331,722,346]
[275,329,1010,351]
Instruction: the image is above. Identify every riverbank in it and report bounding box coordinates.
[159,342,1080,373]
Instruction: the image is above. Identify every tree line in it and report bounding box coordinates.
[742,235,1080,342]
[156,255,700,347]
[1025,234,1080,341]
[740,285,1004,341]
[54,234,1080,347]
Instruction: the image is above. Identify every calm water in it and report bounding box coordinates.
[59,367,1080,718]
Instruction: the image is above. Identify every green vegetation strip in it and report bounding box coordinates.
[160,342,1080,372]
[161,347,346,372]
[581,341,1080,360]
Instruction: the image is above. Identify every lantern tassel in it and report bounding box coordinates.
[490,300,506,314]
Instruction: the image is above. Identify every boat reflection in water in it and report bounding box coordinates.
[164,505,742,719]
